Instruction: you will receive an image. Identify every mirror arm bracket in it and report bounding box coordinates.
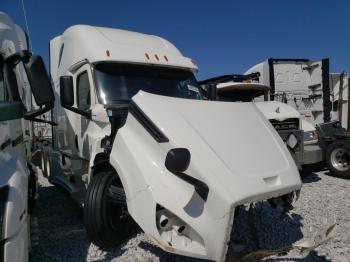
[5,50,32,66]
[29,117,57,126]
[24,102,54,120]
[62,105,91,119]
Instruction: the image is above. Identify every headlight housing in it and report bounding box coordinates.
[303,131,318,143]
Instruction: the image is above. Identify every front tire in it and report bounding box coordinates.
[84,171,133,248]
[326,141,350,178]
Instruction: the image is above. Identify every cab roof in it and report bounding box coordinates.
[52,25,197,74]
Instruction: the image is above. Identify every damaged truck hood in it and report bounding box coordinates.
[127,91,301,202]
[110,91,302,261]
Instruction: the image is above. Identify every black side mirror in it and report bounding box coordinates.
[0,102,24,121]
[24,55,55,108]
[165,148,191,173]
[207,84,217,100]
[23,55,55,120]
[4,52,55,123]
[165,148,209,201]
[60,75,91,118]
[60,76,74,106]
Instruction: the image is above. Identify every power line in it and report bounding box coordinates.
[20,0,33,50]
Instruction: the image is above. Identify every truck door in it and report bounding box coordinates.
[73,65,94,162]
[0,56,11,152]
[0,55,25,161]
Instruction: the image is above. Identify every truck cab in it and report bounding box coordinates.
[0,12,54,262]
[47,25,301,261]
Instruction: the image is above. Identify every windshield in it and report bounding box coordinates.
[94,63,202,104]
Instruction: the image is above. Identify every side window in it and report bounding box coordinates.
[0,55,5,101]
[58,44,64,67]
[76,71,91,110]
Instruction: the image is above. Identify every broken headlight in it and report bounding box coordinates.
[156,204,206,255]
[303,131,318,143]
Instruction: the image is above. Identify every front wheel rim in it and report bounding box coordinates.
[106,176,128,231]
[330,147,350,171]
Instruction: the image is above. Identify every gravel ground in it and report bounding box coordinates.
[31,171,350,262]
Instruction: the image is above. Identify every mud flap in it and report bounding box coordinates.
[227,223,336,261]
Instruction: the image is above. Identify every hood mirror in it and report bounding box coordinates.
[165,148,209,201]
[165,148,191,173]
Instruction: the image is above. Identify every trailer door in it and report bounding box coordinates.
[270,59,330,125]
[330,73,349,129]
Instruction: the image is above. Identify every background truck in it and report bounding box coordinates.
[43,25,302,261]
[245,58,332,126]
[0,12,54,262]
[245,58,350,176]
[199,73,323,171]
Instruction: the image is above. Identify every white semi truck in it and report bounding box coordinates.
[199,73,323,171]
[45,25,302,261]
[245,59,350,177]
[0,12,54,262]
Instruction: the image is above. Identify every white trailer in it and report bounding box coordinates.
[329,72,349,129]
[45,25,301,261]
[245,60,350,130]
[0,12,55,262]
[245,58,331,126]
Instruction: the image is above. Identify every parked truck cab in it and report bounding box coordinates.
[0,12,54,262]
[47,25,302,261]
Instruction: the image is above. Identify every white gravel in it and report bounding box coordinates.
[31,171,350,262]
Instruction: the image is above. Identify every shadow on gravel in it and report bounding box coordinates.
[302,172,322,184]
[228,203,327,261]
[139,241,206,262]
[264,250,331,261]
[324,170,350,180]
[230,202,303,251]
[31,182,92,262]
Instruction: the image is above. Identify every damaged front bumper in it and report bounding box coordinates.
[297,143,323,166]
[132,186,301,261]
[110,135,301,261]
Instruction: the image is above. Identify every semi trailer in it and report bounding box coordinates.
[43,25,302,261]
[199,73,323,171]
[0,12,54,262]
